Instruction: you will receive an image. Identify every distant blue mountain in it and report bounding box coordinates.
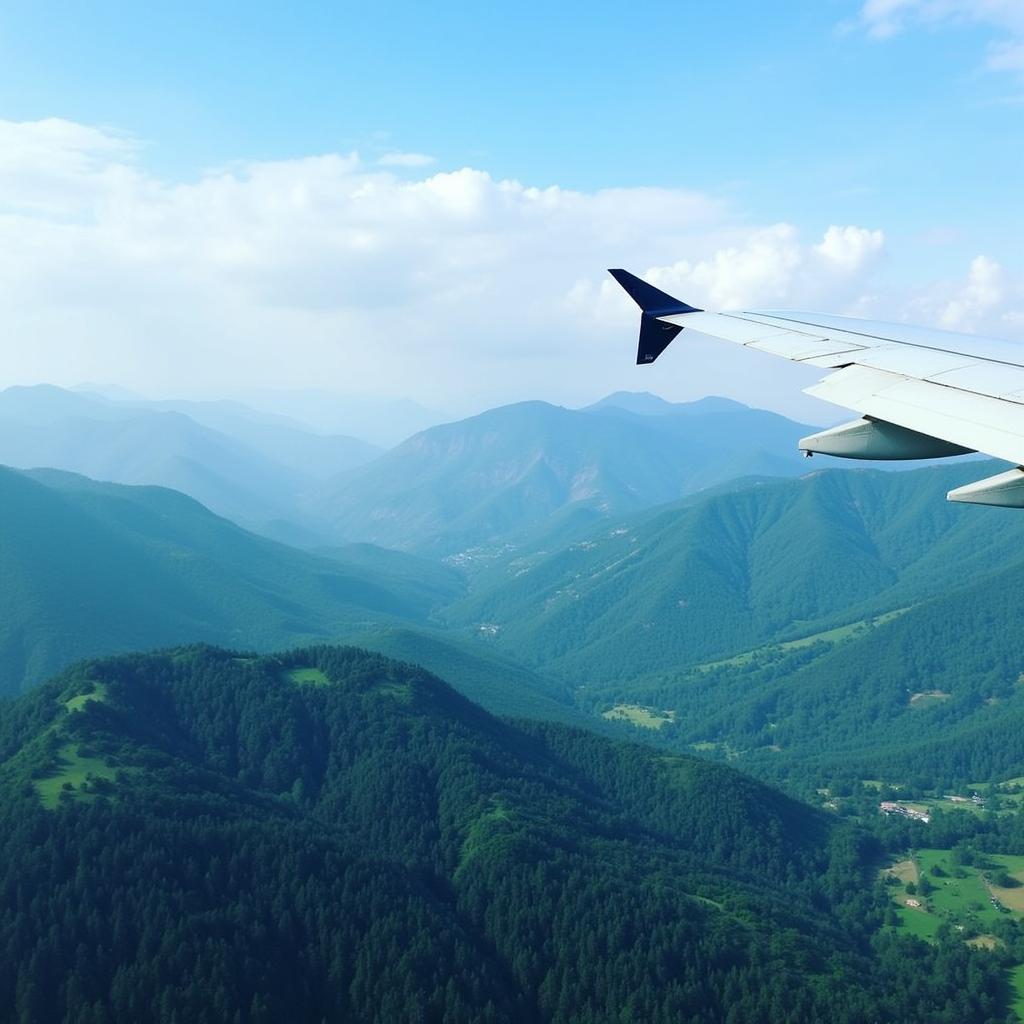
[0,385,379,536]
[311,396,816,557]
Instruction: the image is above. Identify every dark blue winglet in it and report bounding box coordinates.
[607,268,702,365]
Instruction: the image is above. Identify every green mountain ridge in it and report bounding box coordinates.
[0,644,1000,1023]
[0,467,436,695]
[0,466,580,723]
[438,459,1024,792]
[447,461,1024,684]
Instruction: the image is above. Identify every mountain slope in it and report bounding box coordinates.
[447,461,1024,687]
[439,457,1024,792]
[115,395,382,478]
[0,466,581,722]
[313,398,815,557]
[0,385,377,535]
[342,624,587,725]
[641,549,1024,791]
[0,468,451,696]
[0,645,998,1023]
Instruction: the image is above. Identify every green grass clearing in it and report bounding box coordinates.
[35,743,119,809]
[602,704,676,730]
[885,850,1021,943]
[373,680,413,701]
[690,740,741,760]
[62,683,108,713]
[916,849,1008,928]
[456,801,514,876]
[286,667,330,686]
[895,904,943,941]
[696,608,911,672]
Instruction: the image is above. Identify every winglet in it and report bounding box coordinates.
[607,269,702,365]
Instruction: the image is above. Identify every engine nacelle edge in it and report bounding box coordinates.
[799,417,974,461]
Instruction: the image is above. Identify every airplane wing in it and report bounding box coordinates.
[608,268,1024,508]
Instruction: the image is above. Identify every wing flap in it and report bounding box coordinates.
[748,334,862,361]
[928,362,1024,399]
[855,347,976,379]
[807,366,1024,466]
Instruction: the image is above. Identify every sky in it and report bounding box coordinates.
[0,0,1021,421]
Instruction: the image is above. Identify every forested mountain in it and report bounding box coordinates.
[9,448,1024,793]
[130,395,382,479]
[0,467,451,696]
[604,545,1024,794]
[0,385,377,535]
[447,460,1024,683]
[0,645,1004,1023]
[342,624,587,725]
[312,397,814,557]
[0,466,583,722]
[441,458,1024,792]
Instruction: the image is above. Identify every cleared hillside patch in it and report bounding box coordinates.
[987,855,1024,912]
[63,682,108,712]
[885,849,1024,945]
[35,743,119,809]
[696,608,912,673]
[286,667,330,686]
[602,704,675,730]
[909,690,952,709]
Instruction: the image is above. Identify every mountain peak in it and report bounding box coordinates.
[586,392,750,417]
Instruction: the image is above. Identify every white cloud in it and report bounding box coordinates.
[852,0,1024,75]
[584,223,885,314]
[938,255,1006,330]
[889,254,1023,338]
[0,117,1019,420]
[0,117,139,215]
[377,151,437,168]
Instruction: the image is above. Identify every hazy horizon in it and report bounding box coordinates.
[1,2,1020,422]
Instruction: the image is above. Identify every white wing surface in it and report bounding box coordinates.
[609,269,1024,507]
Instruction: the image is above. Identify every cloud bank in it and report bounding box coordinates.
[0,118,1020,417]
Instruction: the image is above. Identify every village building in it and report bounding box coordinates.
[880,801,931,824]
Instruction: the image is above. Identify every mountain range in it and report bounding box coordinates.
[0,384,830,557]
[441,459,1024,792]
[0,465,585,724]
[312,394,816,557]
[0,644,995,1023]
[3,383,1024,1019]
[6,383,1024,798]
[0,385,379,537]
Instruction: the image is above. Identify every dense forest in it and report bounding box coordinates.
[0,645,1012,1023]
[438,462,1024,796]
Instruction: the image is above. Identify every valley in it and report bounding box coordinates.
[4,386,1024,1021]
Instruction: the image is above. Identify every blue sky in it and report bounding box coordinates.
[0,0,1021,414]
